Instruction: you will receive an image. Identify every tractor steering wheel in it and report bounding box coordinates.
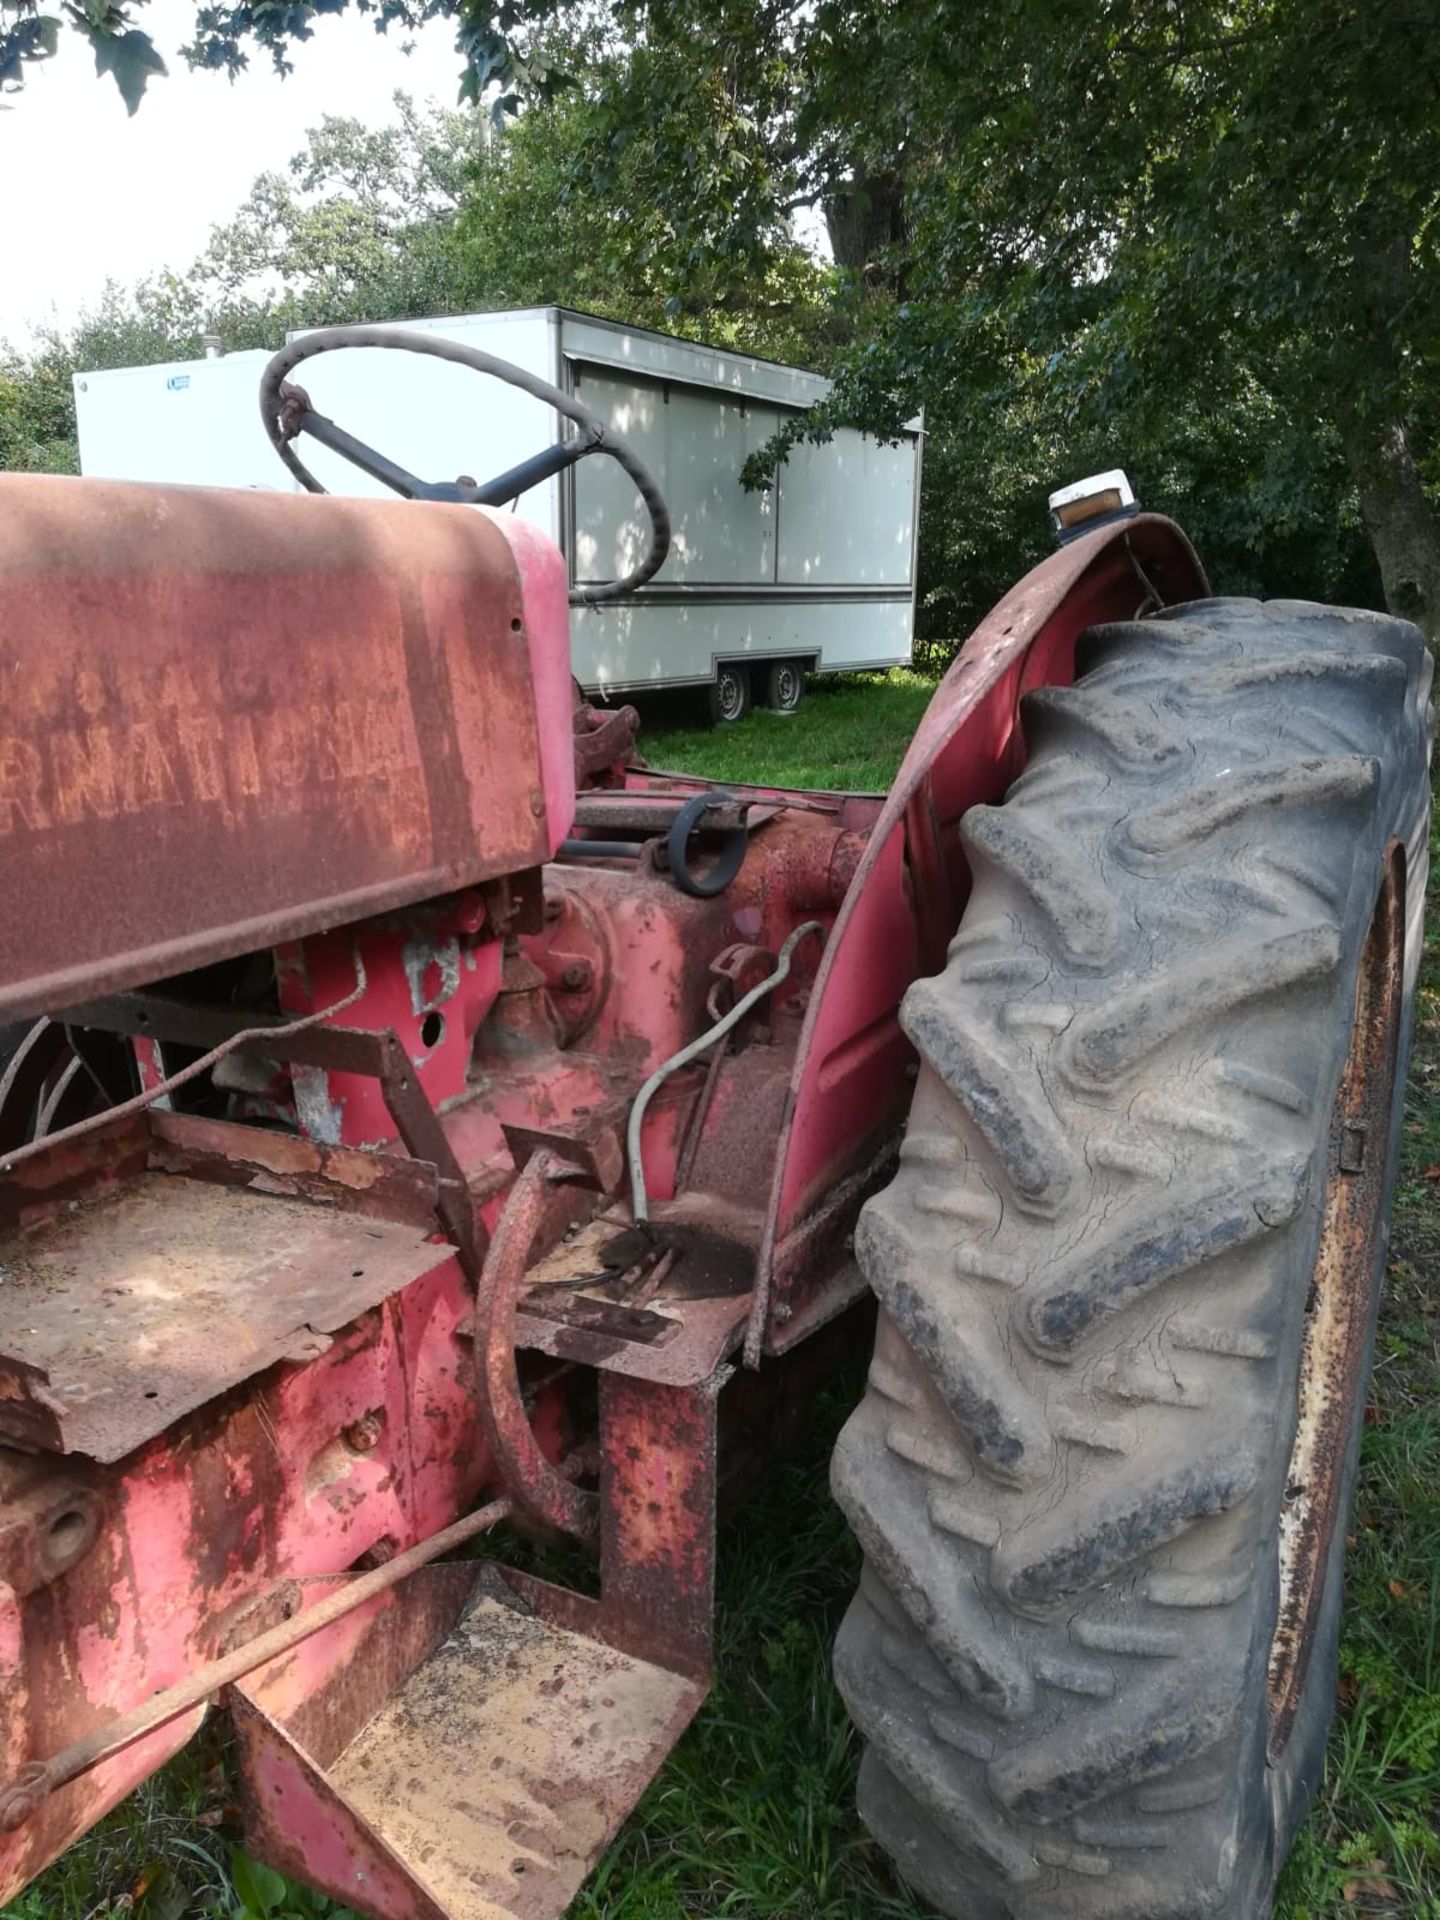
[258,325,671,605]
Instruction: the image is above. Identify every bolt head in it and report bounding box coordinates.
[0,1790,36,1833]
[343,1413,383,1454]
[454,890,487,934]
[0,1765,48,1832]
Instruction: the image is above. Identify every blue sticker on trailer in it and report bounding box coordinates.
[167,375,190,391]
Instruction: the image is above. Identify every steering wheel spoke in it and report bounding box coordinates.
[288,403,431,501]
[468,424,606,509]
[260,327,671,602]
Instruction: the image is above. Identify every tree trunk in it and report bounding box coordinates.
[823,171,906,283]
[1342,411,1440,649]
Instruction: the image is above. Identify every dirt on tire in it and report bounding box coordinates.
[832,598,1432,1919]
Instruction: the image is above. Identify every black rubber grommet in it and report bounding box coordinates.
[666,791,749,898]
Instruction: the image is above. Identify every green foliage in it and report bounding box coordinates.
[67,0,166,111]
[451,57,835,363]
[193,93,488,327]
[1,0,163,106]
[0,350,77,472]
[801,0,1440,632]
[230,1849,358,1919]
[5,0,1440,579]
[0,4,60,91]
[909,363,1383,660]
[0,1723,236,1918]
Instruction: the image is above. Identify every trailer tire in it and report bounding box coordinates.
[765,660,806,713]
[707,662,752,725]
[832,598,1432,1919]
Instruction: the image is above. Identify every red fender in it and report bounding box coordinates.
[747,513,1209,1358]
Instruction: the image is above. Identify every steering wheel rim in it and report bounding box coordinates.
[258,324,672,605]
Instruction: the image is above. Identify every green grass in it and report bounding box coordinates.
[7,669,1438,1920]
[633,669,937,793]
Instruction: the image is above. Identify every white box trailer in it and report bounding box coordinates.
[73,349,288,492]
[73,308,920,713]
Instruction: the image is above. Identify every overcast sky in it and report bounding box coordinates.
[1,0,464,346]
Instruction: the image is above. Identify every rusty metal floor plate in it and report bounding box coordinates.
[0,1171,452,1459]
[325,1593,700,1920]
[514,1215,750,1386]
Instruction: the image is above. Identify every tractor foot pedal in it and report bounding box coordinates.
[231,1563,705,1920]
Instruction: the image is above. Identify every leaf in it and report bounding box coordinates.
[136,1864,190,1920]
[231,1851,290,1915]
[109,26,168,113]
[1342,1861,1398,1904]
[64,6,167,113]
[1386,1577,1408,1600]
[1422,1165,1440,1180]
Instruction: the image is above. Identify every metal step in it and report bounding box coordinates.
[232,1564,706,1920]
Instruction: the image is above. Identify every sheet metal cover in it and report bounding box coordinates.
[0,476,551,1023]
[0,1170,453,1459]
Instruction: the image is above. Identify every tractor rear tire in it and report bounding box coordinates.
[832,598,1431,1919]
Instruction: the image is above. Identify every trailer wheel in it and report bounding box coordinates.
[707,662,752,725]
[765,660,806,714]
[832,599,1431,1919]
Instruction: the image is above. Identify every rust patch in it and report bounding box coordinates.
[513,1215,750,1387]
[326,1591,699,1919]
[473,1153,600,1545]
[0,1169,450,1459]
[1268,851,1404,1756]
[146,1110,441,1228]
[0,475,549,1025]
[597,1372,718,1681]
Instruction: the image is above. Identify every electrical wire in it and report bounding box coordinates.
[626,922,823,1224]
[0,947,369,1177]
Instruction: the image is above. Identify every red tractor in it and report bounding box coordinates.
[0,329,1428,1920]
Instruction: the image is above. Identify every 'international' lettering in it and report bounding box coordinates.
[0,695,413,837]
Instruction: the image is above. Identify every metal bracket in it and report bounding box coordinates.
[61,994,482,1276]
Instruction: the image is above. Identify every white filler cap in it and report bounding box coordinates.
[1048,469,1137,542]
